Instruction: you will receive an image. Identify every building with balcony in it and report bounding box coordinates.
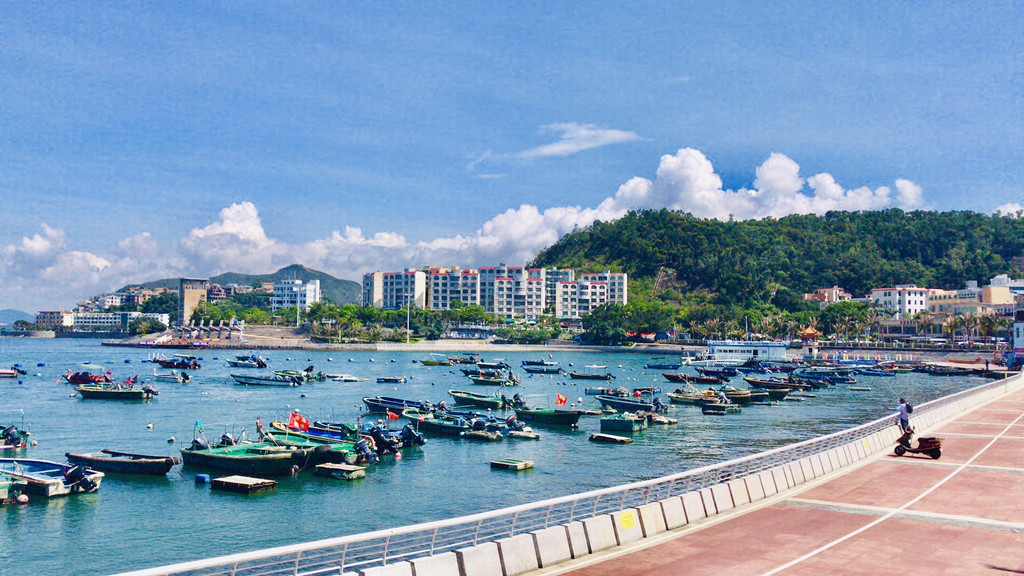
[579,271,628,306]
[869,284,929,320]
[271,279,322,312]
[362,270,427,310]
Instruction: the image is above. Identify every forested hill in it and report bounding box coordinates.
[122,264,361,305]
[530,209,1024,308]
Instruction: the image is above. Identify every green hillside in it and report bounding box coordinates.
[530,209,1024,309]
[123,264,361,305]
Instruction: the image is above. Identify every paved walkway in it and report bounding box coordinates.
[540,386,1024,576]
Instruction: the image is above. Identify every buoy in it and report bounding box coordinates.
[30,440,37,446]
[200,392,208,396]
[395,452,402,460]
[195,474,211,485]
[328,358,333,362]
[16,494,28,504]
[125,359,131,363]
[300,394,306,398]
[35,373,41,377]
[146,423,154,429]
[37,363,45,367]
[167,436,175,443]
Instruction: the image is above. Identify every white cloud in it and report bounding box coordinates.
[516,123,642,159]
[0,148,928,312]
[995,203,1024,217]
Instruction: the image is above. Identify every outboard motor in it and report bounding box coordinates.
[181,373,191,383]
[63,464,97,493]
[219,433,237,447]
[512,393,525,408]
[368,426,397,455]
[437,401,448,412]
[353,438,378,464]
[652,397,666,412]
[142,385,159,396]
[400,423,426,446]
[471,418,487,432]
[190,437,210,450]
[505,415,525,432]
[2,425,20,447]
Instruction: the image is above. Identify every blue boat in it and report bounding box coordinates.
[595,394,668,413]
[362,396,431,414]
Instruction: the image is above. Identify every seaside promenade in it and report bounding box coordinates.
[537,383,1024,576]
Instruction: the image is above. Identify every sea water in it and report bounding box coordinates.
[0,338,983,575]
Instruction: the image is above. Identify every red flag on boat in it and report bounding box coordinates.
[387,410,400,421]
[555,394,567,406]
[288,412,310,431]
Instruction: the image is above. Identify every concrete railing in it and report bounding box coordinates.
[116,373,1023,576]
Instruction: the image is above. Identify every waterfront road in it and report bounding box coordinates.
[539,386,1024,575]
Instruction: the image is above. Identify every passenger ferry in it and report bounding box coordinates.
[685,340,790,366]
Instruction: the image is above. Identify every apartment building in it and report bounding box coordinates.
[869,284,929,319]
[271,279,322,312]
[579,271,628,306]
[428,267,480,310]
[554,280,609,319]
[362,270,427,310]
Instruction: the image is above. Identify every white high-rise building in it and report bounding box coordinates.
[579,271,628,306]
[554,280,610,319]
[361,270,426,310]
[869,284,929,319]
[428,267,480,310]
[271,279,322,312]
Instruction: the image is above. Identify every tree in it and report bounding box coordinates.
[580,304,628,345]
[141,292,178,315]
[128,317,167,335]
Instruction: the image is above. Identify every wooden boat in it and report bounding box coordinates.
[662,373,723,385]
[666,387,720,406]
[569,366,615,381]
[600,413,647,433]
[460,429,503,442]
[65,450,181,475]
[269,421,360,444]
[468,374,518,386]
[589,433,632,444]
[702,403,741,415]
[0,472,27,500]
[745,376,809,392]
[477,361,509,370]
[448,354,480,365]
[179,439,316,476]
[448,390,507,410]
[0,458,104,497]
[404,411,471,436]
[643,358,682,370]
[231,373,301,387]
[719,386,754,405]
[595,394,668,413]
[376,376,407,384]
[226,355,268,369]
[513,408,582,427]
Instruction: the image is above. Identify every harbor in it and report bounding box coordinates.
[0,337,1002,575]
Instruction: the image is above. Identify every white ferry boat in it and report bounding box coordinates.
[684,340,790,366]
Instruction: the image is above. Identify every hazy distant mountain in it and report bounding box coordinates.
[0,309,34,325]
[121,265,361,305]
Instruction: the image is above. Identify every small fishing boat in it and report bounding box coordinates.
[568,366,615,381]
[589,433,632,444]
[521,364,563,374]
[152,368,191,383]
[662,373,724,385]
[324,373,369,382]
[376,376,407,384]
[600,413,647,433]
[448,354,481,365]
[856,369,895,377]
[696,366,740,378]
[231,373,301,387]
[362,396,430,414]
[461,367,503,377]
[1,411,30,452]
[226,355,268,369]
[521,359,558,367]
[179,435,317,476]
[404,410,472,436]
[702,404,742,415]
[460,429,503,442]
[0,368,19,378]
[419,354,453,367]
[0,458,104,497]
[467,374,518,386]
[585,387,616,396]
[275,366,325,382]
[77,377,158,400]
[64,450,181,475]
[477,361,510,370]
[62,366,113,385]
[745,376,809,392]
[595,394,669,413]
[513,407,582,427]
[155,354,201,370]
[666,386,720,406]
[719,385,754,405]
[0,472,27,501]
[448,390,508,410]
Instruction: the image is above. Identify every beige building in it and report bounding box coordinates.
[178,278,209,326]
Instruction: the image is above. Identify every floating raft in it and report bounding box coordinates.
[507,430,541,440]
[589,433,632,444]
[211,475,277,495]
[490,458,534,471]
[314,463,366,481]
[849,386,872,391]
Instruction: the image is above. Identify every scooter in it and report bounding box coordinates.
[894,427,942,459]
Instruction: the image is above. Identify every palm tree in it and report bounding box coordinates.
[915,310,935,338]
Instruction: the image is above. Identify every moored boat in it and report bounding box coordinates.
[419,354,453,367]
[152,368,190,383]
[77,377,158,400]
[568,366,615,381]
[376,376,407,384]
[179,436,317,476]
[600,413,647,433]
[662,373,724,385]
[64,450,181,475]
[0,458,104,497]
[231,373,301,387]
[702,403,742,415]
[155,354,201,370]
[226,355,268,369]
[513,407,582,427]
[595,394,669,413]
[448,390,508,410]
[363,396,430,414]
[0,472,27,501]
[1,412,31,453]
[521,364,563,374]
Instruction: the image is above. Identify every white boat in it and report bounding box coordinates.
[325,374,369,382]
[0,369,17,378]
[230,373,300,387]
[226,355,267,369]
[0,458,104,497]
[684,341,790,366]
[152,368,190,383]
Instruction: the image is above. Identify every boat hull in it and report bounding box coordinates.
[230,374,300,387]
[179,444,311,476]
[65,450,180,475]
[76,386,155,400]
[513,408,582,427]
[0,458,104,497]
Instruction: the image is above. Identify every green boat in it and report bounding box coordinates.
[259,431,358,464]
[0,472,27,502]
[448,389,507,410]
[467,375,518,386]
[599,413,647,433]
[402,410,471,436]
[513,407,582,427]
[180,439,320,476]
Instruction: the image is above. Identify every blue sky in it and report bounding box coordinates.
[1,2,1022,312]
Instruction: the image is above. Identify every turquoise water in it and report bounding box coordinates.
[0,338,984,575]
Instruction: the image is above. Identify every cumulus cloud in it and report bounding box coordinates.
[995,203,1024,217]
[0,147,928,312]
